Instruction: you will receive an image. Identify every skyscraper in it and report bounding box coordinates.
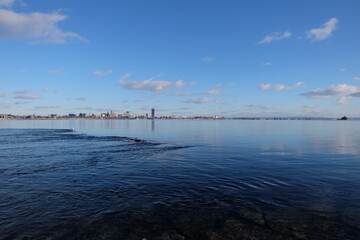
[151,108,155,119]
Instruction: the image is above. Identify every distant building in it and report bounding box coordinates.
[122,111,130,119]
[151,108,155,119]
[79,113,86,118]
[101,113,107,118]
[68,114,76,118]
[50,114,57,118]
[110,111,116,118]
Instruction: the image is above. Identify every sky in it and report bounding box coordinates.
[1,0,360,117]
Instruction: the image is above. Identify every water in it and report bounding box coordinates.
[1,120,360,239]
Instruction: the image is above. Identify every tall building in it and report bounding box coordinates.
[151,108,155,119]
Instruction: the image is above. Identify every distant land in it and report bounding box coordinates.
[0,113,357,121]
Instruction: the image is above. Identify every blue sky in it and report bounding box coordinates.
[1,0,360,117]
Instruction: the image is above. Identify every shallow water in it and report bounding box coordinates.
[1,120,360,239]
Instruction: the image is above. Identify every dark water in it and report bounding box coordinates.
[1,120,360,239]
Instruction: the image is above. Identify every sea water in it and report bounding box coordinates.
[0,120,360,239]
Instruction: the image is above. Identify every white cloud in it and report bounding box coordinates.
[301,84,360,98]
[246,104,273,110]
[207,89,221,95]
[303,104,315,108]
[46,68,63,74]
[43,88,50,92]
[13,89,31,94]
[202,56,214,62]
[14,94,41,99]
[306,18,338,42]
[172,92,199,96]
[15,101,29,104]
[182,98,219,104]
[261,62,273,66]
[353,77,360,81]
[35,105,60,109]
[93,70,112,76]
[0,0,15,7]
[258,31,291,44]
[0,9,88,44]
[119,72,132,81]
[0,91,8,97]
[336,96,352,104]
[259,81,304,91]
[339,68,347,72]
[120,78,186,92]
[76,97,86,101]
[172,88,221,97]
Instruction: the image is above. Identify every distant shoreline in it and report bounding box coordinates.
[1,117,358,121]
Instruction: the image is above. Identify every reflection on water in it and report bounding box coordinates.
[0,120,360,239]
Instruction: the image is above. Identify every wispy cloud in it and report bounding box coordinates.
[0,9,88,44]
[339,68,347,72]
[76,97,87,101]
[120,78,186,92]
[202,56,214,63]
[246,104,273,110]
[336,96,352,105]
[0,92,8,97]
[207,89,221,95]
[172,92,199,97]
[46,68,63,75]
[119,72,132,81]
[303,104,315,108]
[350,92,360,98]
[258,31,291,44]
[261,62,273,66]
[259,82,304,91]
[93,70,112,76]
[306,18,338,42]
[74,107,93,111]
[35,105,60,109]
[12,89,42,99]
[43,88,60,93]
[353,77,360,81]
[301,84,360,98]
[14,94,41,99]
[15,101,29,105]
[13,89,31,94]
[182,98,219,104]
[0,0,15,7]
[172,88,221,97]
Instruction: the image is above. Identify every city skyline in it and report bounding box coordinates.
[1,0,360,117]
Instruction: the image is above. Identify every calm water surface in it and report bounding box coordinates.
[1,120,360,239]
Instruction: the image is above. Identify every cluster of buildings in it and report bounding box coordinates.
[0,109,157,120]
[1,110,350,121]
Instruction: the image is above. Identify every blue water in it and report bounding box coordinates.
[1,120,360,239]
